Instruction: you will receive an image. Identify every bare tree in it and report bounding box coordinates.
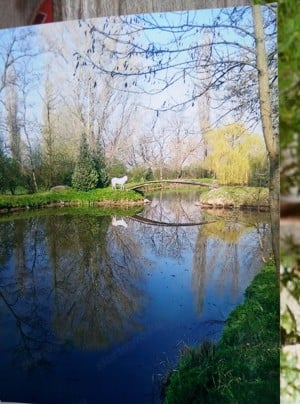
[18,70,40,193]
[40,78,59,188]
[4,70,21,164]
[165,115,202,178]
[0,27,44,192]
[72,6,276,135]
[0,27,38,96]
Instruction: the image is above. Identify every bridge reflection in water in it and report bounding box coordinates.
[130,214,216,227]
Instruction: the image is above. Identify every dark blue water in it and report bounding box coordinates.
[0,191,271,403]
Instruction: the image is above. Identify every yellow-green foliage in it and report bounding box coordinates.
[204,123,266,185]
[278,0,300,193]
[278,0,300,148]
[201,220,249,244]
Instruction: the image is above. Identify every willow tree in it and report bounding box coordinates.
[204,123,266,185]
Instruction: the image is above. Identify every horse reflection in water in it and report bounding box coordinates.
[111,175,128,190]
[111,216,128,228]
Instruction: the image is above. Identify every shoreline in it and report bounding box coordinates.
[0,200,270,215]
[0,199,146,215]
[0,187,145,215]
[163,261,279,402]
[199,202,270,211]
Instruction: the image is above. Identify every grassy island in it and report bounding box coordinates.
[200,186,269,210]
[0,187,144,213]
[164,261,279,403]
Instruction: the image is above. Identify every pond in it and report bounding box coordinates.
[0,190,271,404]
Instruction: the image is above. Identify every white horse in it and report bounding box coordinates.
[111,175,128,190]
[111,216,128,228]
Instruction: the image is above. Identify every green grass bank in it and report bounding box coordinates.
[0,187,144,213]
[164,261,279,403]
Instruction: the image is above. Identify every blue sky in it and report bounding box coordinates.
[0,5,276,151]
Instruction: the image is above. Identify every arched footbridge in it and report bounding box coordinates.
[127,179,218,192]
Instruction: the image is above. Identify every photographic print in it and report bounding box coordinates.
[0,4,278,403]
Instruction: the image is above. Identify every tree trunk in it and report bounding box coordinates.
[252,4,279,272]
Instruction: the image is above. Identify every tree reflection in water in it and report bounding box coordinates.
[192,211,272,316]
[0,213,147,370]
[47,215,146,349]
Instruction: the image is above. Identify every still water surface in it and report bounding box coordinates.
[0,191,271,403]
